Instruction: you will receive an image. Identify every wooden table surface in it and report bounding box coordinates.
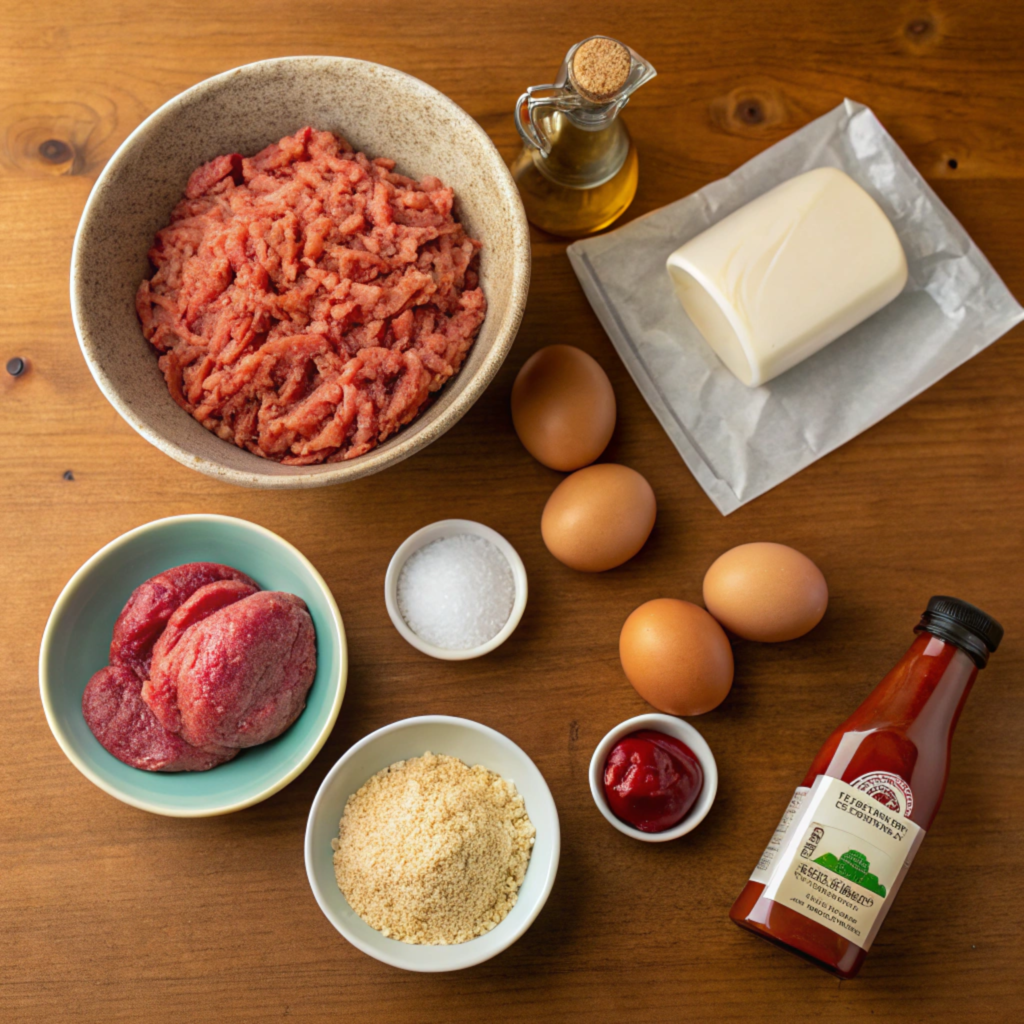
[3,1,1023,1021]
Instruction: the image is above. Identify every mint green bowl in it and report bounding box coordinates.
[39,514,347,817]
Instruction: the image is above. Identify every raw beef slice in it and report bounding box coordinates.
[143,578,260,733]
[147,591,317,749]
[110,562,258,680]
[82,665,238,772]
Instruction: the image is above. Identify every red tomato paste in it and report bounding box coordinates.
[603,730,704,832]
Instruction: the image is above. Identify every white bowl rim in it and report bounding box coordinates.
[383,519,528,660]
[69,54,531,489]
[38,513,348,817]
[588,713,718,842]
[304,714,560,971]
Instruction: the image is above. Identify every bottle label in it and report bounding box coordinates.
[761,775,925,951]
[749,786,811,885]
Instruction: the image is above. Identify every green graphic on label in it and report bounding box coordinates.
[813,849,887,896]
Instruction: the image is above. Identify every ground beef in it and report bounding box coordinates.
[135,127,487,464]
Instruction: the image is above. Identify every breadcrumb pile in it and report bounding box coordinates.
[332,752,535,945]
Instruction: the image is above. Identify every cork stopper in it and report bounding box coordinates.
[571,37,632,102]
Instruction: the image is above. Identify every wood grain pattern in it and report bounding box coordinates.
[2,1,1022,1021]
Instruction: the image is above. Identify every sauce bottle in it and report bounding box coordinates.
[730,596,1003,979]
[511,36,655,238]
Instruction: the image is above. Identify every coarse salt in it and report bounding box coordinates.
[397,533,515,650]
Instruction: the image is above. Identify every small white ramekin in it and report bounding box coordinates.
[384,519,528,660]
[589,713,718,843]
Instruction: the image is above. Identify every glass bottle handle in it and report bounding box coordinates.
[515,85,567,158]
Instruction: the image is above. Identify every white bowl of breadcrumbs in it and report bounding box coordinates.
[305,715,560,971]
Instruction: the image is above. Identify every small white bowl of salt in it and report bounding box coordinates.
[385,519,528,660]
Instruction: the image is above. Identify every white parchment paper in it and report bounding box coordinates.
[567,100,1023,514]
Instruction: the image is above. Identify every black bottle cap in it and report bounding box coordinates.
[915,596,1004,668]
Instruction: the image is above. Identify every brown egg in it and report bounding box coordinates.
[703,542,828,642]
[620,599,734,715]
[511,345,616,471]
[541,463,656,572]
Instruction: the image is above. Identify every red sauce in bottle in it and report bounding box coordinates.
[604,730,703,832]
[730,597,1002,979]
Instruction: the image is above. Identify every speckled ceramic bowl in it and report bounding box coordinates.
[70,56,530,488]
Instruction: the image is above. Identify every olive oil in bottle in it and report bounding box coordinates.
[511,36,655,238]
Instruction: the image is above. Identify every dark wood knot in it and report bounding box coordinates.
[2,97,123,177]
[905,18,935,40]
[38,138,73,163]
[736,99,765,125]
[711,87,788,137]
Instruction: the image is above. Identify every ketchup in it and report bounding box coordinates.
[603,730,703,832]
[730,596,1003,979]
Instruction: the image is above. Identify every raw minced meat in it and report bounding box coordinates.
[135,127,486,464]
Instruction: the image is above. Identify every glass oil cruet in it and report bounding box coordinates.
[511,36,656,238]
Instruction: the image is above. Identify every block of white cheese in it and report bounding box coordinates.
[665,167,908,387]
